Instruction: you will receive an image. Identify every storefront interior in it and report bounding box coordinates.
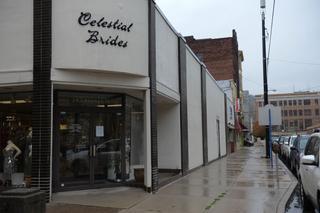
[0,92,32,188]
[0,90,146,191]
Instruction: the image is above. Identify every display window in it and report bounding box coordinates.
[0,92,32,188]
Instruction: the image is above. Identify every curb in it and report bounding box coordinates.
[276,155,298,213]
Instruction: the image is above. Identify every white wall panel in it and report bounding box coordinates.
[206,72,227,161]
[157,102,181,169]
[155,10,180,98]
[0,71,33,86]
[52,0,148,76]
[51,69,149,90]
[0,0,33,75]
[186,50,203,169]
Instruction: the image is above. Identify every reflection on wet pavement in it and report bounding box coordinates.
[285,183,317,213]
[280,155,317,213]
[120,144,296,213]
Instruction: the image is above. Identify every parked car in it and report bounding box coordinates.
[282,135,297,165]
[299,133,320,211]
[272,135,280,143]
[244,138,254,147]
[64,139,121,179]
[279,136,289,158]
[289,134,310,175]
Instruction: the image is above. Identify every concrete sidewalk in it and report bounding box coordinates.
[49,144,297,213]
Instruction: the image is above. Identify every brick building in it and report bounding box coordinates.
[185,30,240,98]
[255,92,320,133]
[185,30,245,152]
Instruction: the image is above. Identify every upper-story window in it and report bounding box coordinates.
[315,99,319,105]
[316,109,319,116]
[289,100,292,106]
[284,100,287,106]
[305,119,313,128]
[304,109,312,116]
[289,121,294,127]
[258,102,262,107]
[279,101,283,106]
[304,99,311,105]
[289,110,293,116]
[293,110,297,116]
[271,101,277,106]
[293,100,297,105]
[298,100,302,105]
[299,110,303,116]
[284,110,288,117]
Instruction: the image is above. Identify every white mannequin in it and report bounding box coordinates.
[4,140,22,159]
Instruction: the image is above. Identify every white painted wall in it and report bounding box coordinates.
[52,0,148,76]
[155,10,180,100]
[0,0,33,84]
[157,101,181,169]
[186,49,203,169]
[206,72,227,161]
[51,69,149,90]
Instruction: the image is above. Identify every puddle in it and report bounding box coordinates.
[285,184,316,213]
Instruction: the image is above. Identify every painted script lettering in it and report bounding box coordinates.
[78,12,133,48]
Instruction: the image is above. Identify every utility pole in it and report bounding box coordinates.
[261,0,270,158]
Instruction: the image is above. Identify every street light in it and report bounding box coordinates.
[261,0,270,158]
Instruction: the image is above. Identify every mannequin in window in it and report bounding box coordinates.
[3,140,22,186]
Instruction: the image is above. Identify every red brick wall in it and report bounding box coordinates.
[185,35,239,84]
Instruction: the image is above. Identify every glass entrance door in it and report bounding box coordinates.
[58,112,91,186]
[55,91,145,190]
[58,110,124,188]
[93,111,123,183]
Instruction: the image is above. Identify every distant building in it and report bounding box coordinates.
[186,30,245,151]
[243,90,255,132]
[255,91,320,133]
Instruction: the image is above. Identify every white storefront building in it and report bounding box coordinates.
[0,0,227,200]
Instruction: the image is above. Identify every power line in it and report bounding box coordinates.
[242,76,277,91]
[267,0,276,70]
[269,58,320,66]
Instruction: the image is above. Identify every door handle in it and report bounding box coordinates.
[89,146,92,157]
[93,145,96,157]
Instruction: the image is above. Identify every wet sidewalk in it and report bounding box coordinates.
[49,144,297,213]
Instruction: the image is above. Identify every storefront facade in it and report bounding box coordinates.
[0,0,228,200]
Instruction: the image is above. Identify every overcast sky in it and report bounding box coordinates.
[155,0,320,95]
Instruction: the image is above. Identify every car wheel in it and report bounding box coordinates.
[287,157,290,167]
[296,165,300,177]
[300,182,313,210]
[290,160,294,172]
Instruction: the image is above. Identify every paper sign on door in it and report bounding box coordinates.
[96,126,104,137]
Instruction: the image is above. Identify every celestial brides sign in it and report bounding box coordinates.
[78,12,134,48]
